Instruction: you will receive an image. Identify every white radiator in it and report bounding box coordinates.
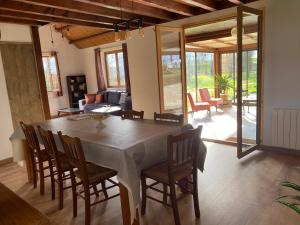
[272,109,300,150]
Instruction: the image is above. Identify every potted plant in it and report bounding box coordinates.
[276,181,300,215]
[216,74,232,101]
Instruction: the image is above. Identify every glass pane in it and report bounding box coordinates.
[106,53,118,87]
[221,53,237,102]
[186,52,196,111]
[50,56,59,91]
[241,12,259,148]
[42,57,51,92]
[160,30,183,114]
[197,52,214,99]
[117,52,125,87]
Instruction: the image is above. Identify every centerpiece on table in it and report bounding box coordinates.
[92,113,108,128]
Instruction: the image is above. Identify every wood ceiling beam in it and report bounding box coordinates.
[131,0,203,16]
[0,1,129,27]
[13,0,166,23]
[186,24,257,43]
[74,0,177,20]
[175,0,216,11]
[0,8,115,29]
[0,16,46,26]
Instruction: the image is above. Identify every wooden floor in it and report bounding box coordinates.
[1,143,300,225]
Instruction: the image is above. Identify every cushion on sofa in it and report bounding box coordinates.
[85,94,96,104]
[119,93,128,105]
[95,94,103,104]
[107,92,121,105]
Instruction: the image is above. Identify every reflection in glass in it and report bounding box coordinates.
[160,31,183,113]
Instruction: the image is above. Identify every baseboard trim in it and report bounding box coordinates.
[0,157,13,166]
[202,138,237,146]
[259,145,300,156]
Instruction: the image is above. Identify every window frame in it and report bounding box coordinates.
[42,51,62,96]
[104,49,126,88]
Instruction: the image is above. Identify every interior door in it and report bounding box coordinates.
[237,6,263,158]
[0,43,45,129]
[156,26,187,119]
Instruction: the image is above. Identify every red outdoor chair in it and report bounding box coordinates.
[187,93,210,117]
[199,88,223,111]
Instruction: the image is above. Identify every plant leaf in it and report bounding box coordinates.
[277,200,300,215]
[280,181,300,192]
[277,195,300,202]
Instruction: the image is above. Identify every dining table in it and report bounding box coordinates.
[10,114,186,225]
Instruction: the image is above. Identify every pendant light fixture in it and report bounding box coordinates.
[138,18,144,38]
[125,21,131,40]
[114,24,120,41]
[113,0,145,42]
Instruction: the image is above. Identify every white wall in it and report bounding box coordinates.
[262,0,300,145]
[39,25,84,116]
[0,23,32,160]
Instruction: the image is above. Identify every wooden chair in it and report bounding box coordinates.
[199,88,223,111]
[20,122,55,197]
[154,112,184,124]
[58,132,119,225]
[141,126,202,225]
[187,93,211,117]
[120,110,144,119]
[38,126,76,210]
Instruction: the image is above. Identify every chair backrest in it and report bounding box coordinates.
[167,125,202,174]
[187,93,196,110]
[121,110,144,119]
[199,88,211,102]
[38,126,62,172]
[20,121,42,155]
[58,132,88,183]
[154,112,184,124]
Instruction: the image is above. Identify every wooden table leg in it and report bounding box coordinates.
[119,183,140,225]
[22,140,33,183]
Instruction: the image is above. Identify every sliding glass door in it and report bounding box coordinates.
[237,6,263,158]
[156,26,187,117]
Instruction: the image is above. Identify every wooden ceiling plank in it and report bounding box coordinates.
[13,0,166,23]
[74,0,177,20]
[130,0,200,16]
[0,8,115,29]
[69,30,112,44]
[0,16,46,26]
[176,0,216,11]
[214,39,235,46]
[0,0,126,26]
[227,0,243,4]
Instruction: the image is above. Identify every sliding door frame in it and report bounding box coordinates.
[237,5,263,158]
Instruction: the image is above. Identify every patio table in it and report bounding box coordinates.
[10,115,185,225]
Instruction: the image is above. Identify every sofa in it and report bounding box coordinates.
[79,90,132,115]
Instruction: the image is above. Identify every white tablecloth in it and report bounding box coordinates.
[10,116,184,223]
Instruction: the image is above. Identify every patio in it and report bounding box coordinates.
[188,105,257,143]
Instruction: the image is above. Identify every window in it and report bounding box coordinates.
[105,50,126,88]
[186,51,214,103]
[42,52,62,95]
[220,50,257,102]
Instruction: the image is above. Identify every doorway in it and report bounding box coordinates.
[155,6,263,158]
